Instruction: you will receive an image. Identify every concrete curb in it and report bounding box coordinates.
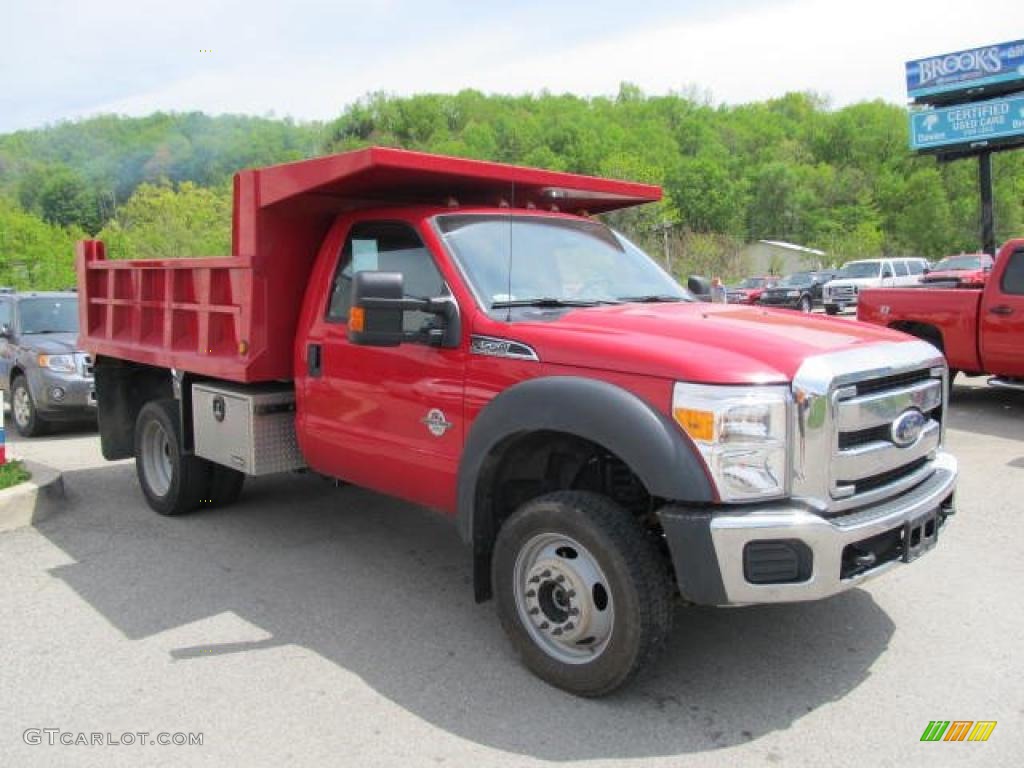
[0,460,66,533]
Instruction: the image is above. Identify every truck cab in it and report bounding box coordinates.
[77,148,958,696]
[858,239,1024,386]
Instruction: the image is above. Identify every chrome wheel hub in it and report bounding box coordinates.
[514,533,614,664]
[140,420,173,497]
[13,387,31,427]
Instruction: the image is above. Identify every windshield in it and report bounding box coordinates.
[18,298,79,334]
[735,277,768,289]
[777,273,814,287]
[933,255,987,271]
[435,214,692,310]
[837,261,881,279]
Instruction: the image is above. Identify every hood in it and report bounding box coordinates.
[21,332,79,354]
[827,277,880,287]
[924,268,986,284]
[511,302,911,384]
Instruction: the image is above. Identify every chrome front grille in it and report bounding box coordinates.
[829,285,858,302]
[791,341,948,515]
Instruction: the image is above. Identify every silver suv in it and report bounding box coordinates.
[0,291,96,437]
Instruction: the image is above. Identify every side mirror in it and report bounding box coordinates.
[687,275,711,300]
[882,269,894,279]
[922,267,930,274]
[0,323,12,339]
[346,271,459,348]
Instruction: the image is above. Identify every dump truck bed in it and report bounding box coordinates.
[76,147,661,382]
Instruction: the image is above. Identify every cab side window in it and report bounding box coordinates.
[893,260,909,277]
[1001,250,1024,295]
[327,221,447,333]
[907,260,924,275]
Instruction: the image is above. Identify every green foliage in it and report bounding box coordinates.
[98,182,232,260]
[0,460,31,490]
[0,197,81,289]
[0,89,1022,286]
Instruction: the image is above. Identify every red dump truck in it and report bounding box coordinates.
[858,239,1024,388]
[77,148,958,695]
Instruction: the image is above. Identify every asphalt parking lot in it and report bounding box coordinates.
[1,378,1022,768]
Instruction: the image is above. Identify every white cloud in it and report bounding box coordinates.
[5,0,1022,129]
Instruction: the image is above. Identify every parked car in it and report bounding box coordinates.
[921,253,994,288]
[859,239,1023,387]
[0,291,95,436]
[77,147,957,696]
[726,275,778,304]
[822,257,929,315]
[758,270,837,312]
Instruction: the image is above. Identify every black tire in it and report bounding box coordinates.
[825,305,839,316]
[134,399,210,516]
[799,295,812,313]
[11,375,46,437]
[492,491,673,697]
[207,464,245,507]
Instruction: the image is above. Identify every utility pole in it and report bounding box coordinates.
[978,150,996,256]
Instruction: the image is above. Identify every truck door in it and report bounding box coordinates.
[980,246,1024,377]
[298,219,465,512]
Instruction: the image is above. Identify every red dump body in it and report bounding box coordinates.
[76,147,660,382]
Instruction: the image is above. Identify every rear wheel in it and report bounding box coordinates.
[135,399,210,516]
[492,491,673,696]
[11,376,46,437]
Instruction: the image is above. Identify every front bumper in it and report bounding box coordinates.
[30,367,96,419]
[659,451,957,605]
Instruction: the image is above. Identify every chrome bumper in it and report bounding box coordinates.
[707,451,957,604]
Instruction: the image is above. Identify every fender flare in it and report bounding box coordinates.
[456,376,715,600]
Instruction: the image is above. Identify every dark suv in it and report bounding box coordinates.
[0,291,95,436]
[758,270,836,312]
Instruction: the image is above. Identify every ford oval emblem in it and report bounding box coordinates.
[891,409,926,448]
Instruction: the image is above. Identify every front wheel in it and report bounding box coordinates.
[11,376,46,437]
[492,491,673,696]
[825,304,840,316]
[799,295,812,313]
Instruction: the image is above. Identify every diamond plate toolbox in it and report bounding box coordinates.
[192,382,306,475]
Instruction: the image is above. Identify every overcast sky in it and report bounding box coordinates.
[1,0,1019,133]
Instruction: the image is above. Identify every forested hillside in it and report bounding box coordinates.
[1,87,1022,289]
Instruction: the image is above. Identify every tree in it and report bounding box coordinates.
[98,182,231,260]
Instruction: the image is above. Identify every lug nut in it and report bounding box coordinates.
[570,608,580,616]
[540,622,549,630]
[564,622,574,631]
[529,576,540,584]
[541,570,551,578]
[555,574,565,583]
[529,607,539,615]
[567,590,576,598]
[525,589,536,598]
[552,628,563,636]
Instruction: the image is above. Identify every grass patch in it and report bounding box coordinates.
[0,460,31,490]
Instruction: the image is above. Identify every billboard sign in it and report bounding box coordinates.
[909,94,1024,152]
[906,40,1024,102]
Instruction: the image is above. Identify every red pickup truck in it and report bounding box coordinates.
[858,239,1024,388]
[77,148,958,696]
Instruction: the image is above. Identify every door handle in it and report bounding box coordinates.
[307,343,322,377]
[989,305,1015,316]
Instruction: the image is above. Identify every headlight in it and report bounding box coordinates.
[672,382,790,501]
[37,353,76,373]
